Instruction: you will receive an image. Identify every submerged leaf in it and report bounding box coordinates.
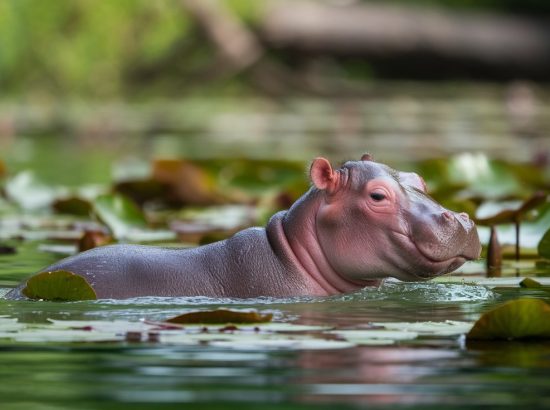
[467,298,550,340]
[22,270,97,301]
[166,309,273,324]
[93,193,147,239]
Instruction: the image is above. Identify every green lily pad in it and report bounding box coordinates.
[467,298,550,340]
[93,193,147,239]
[519,278,542,288]
[166,309,273,324]
[52,196,93,216]
[22,270,97,301]
[538,228,550,259]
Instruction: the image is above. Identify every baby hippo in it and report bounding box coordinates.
[8,155,481,299]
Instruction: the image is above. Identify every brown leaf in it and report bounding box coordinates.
[52,197,93,216]
[476,192,548,226]
[78,230,113,252]
[152,159,227,206]
[165,309,273,324]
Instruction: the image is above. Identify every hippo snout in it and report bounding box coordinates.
[410,208,481,263]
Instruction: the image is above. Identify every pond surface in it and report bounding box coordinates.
[1,90,550,409]
[1,278,550,409]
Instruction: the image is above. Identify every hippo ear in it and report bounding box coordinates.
[310,157,337,191]
[361,153,374,161]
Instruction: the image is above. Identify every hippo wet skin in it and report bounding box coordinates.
[7,155,481,300]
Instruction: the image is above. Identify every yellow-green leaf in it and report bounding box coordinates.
[467,298,550,340]
[519,278,542,289]
[166,309,273,324]
[22,270,97,301]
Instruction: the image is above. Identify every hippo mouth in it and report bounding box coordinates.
[391,231,475,280]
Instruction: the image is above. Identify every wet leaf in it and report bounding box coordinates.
[166,309,273,324]
[329,329,418,345]
[371,320,473,337]
[538,227,550,259]
[22,270,97,301]
[52,196,92,216]
[467,299,550,340]
[519,278,542,288]
[93,193,147,239]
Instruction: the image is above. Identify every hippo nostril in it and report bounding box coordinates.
[459,212,470,221]
[442,211,454,221]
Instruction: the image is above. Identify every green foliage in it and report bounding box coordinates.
[467,298,550,340]
[539,228,550,259]
[166,309,273,325]
[0,0,188,97]
[92,193,147,239]
[22,270,97,301]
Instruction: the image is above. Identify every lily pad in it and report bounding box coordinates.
[22,270,97,301]
[78,230,112,251]
[93,193,147,239]
[519,278,542,288]
[538,228,550,259]
[52,196,93,216]
[166,309,273,324]
[467,298,550,340]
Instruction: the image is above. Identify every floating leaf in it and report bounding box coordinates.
[153,159,226,206]
[93,193,147,239]
[52,196,92,216]
[114,179,169,206]
[467,298,550,340]
[5,171,66,210]
[519,278,542,289]
[22,270,97,301]
[538,228,550,259]
[78,230,112,252]
[371,320,473,337]
[166,309,273,324]
[329,329,419,345]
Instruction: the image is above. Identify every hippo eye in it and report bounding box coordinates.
[370,192,386,201]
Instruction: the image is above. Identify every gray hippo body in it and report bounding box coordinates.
[7,155,481,299]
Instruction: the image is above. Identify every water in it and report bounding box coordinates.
[2,278,549,409]
[1,90,550,409]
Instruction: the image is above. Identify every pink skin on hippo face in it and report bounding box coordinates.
[309,155,481,283]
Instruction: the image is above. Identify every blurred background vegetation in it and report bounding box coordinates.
[0,0,549,182]
[1,0,549,100]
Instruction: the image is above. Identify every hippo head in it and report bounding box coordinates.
[309,154,481,282]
